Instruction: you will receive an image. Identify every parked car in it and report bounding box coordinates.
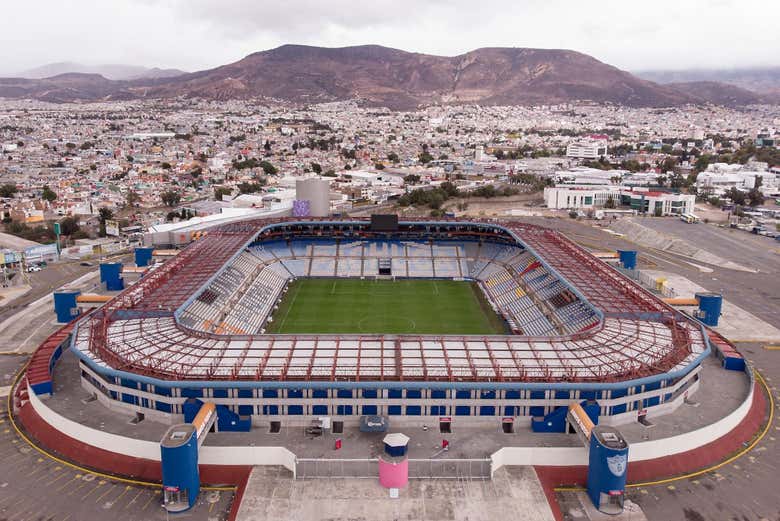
[80,261,93,267]
[26,265,42,273]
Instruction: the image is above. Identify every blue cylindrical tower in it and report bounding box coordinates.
[134,247,154,267]
[587,425,629,514]
[160,424,200,512]
[617,250,637,270]
[53,291,81,323]
[99,262,124,291]
[696,292,723,326]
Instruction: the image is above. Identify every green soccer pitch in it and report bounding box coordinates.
[265,278,508,335]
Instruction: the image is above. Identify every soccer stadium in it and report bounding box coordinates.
[16,215,764,516]
[63,215,713,431]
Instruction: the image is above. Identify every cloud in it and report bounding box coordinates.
[0,0,777,74]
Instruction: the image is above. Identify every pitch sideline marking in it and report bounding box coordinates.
[275,280,303,332]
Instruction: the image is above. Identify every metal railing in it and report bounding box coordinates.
[408,458,491,479]
[296,458,378,479]
[635,270,678,298]
[294,457,492,480]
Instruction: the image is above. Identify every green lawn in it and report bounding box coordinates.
[266,278,507,335]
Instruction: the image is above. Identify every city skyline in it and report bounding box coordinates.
[1,0,778,75]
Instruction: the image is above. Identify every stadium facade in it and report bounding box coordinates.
[70,218,710,431]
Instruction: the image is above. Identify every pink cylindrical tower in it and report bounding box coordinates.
[378,455,409,489]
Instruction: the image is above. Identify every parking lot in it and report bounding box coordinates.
[0,356,235,521]
[0,406,235,521]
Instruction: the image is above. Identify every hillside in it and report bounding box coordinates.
[0,45,772,108]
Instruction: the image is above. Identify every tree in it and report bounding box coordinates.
[161,191,181,207]
[0,184,18,198]
[747,188,764,207]
[237,182,264,194]
[725,187,746,206]
[41,185,57,202]
[125,191,140,207]
[403,174,421,185]
[59,216,80,236]
[418,151,434,164]
[214,187,232,201]
[660,157,678,173]
[161,162,172,170]
[604,196,616,209]
[259,160,278,176]
[387,152,400,163]
[619,159,642,172]
[98,208,114,237]
[322,169,337,177]
[375,163,385,170]
[310,162,322,174]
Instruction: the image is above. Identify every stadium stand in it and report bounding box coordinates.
[64,219,714,429]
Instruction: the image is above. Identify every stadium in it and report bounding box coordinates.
[62,215,712,431]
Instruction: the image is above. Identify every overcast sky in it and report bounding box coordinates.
[1,0,777,75]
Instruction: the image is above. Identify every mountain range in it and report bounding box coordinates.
[14,62,187,81]
[636,67,780,96]
[0,45,775,109]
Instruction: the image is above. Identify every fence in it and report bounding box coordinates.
[635,270,677,298]
[296,458,378,479]
[295,458,492,480]
[408,458,491,479]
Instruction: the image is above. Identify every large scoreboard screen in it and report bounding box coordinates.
[370,214,399,232]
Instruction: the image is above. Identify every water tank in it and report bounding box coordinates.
[54,291,81,323]
[696,292,723,326]
[134,247,154,267]
[295,178,330,217]
[617,250,637,270]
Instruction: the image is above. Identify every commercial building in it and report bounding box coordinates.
[566,138,608,159]
[544,186,695,215]
[696,163,779,196]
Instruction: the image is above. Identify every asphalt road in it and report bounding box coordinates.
[0,252,133,323]
[517,216,780,328]
[632,217,780,328]
[535,216,780,521]
[623,340,779,521]
[0,357,235,521]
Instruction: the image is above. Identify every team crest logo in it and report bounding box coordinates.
[606,454,627,477]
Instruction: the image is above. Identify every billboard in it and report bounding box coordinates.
[0,251,19,265]
[105,219,120,237]
[24,243,58,262]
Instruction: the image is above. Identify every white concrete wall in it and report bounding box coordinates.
[28,383,297,475]
[491,378,754,472]
[28,382,161,460]
[30,374,754,480]
[628,380,753,462]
